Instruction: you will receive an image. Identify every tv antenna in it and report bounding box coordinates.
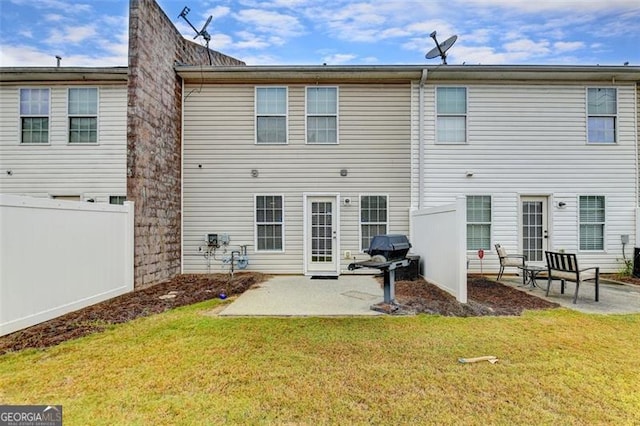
[425,31,457,65]
[179,6,213,64]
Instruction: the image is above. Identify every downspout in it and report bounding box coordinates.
[180,77,185,274]
[635,82,639,246]
[419,68,428,209]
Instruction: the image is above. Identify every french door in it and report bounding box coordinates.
[521,197,548,262]
[305,196,339,275]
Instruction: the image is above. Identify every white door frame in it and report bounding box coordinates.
[519,195,549,263]
[303,193,340,276]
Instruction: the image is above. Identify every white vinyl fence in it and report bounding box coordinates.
[411,197,467,303]
[0,195,134,336]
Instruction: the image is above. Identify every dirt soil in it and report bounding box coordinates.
[1,273,557,355]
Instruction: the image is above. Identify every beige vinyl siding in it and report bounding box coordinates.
[183,83,411,274]
[0,84,127,202]
[412,82,637,273]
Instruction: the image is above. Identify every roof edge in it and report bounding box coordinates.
[0,67,128,82]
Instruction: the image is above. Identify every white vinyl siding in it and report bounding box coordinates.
[466,195,491,250]
[414,82,636,273]
[306,87,338,144]
[360,195,388,251]
[579,195,605,251]
[436,87,466,144]
[182,84,411,274]
[68,88,98,144]
[255,87,287,144]
[587,87,616,143]
[0,84,127,203]
[255,195,284,251]
[20,88,50,144]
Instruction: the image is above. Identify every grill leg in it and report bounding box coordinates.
[383,269,396,304]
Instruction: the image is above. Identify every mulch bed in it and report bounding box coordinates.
[0,273,267,355]
[1,273,557,355]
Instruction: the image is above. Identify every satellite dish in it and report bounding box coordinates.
[425,31,457,65]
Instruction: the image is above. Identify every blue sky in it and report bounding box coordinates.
[1,0,638,67]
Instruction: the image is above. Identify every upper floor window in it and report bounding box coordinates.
[467,195,491,250]
[20,88,50,144]
[306,87,338,144]
[68,88,98,143]
[587,88,616,144]
[436,87,467,144]
[579,195,605,251]
[360,195,388,251]
[256,87,287,144]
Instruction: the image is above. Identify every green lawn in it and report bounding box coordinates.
[1,300,639,425]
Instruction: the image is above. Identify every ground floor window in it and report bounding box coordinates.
[256,195,283,251]
[109,195,126,205]
[360,195,387,251]
[467,195,491,250]
[579,195,605,250]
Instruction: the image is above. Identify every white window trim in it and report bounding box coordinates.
[466,194,492,251]
[305,86,339,144]
[19,87,51,145]
[435,85,468,145]
[586,87,618,145]
[67,87,100,145]
[577,194,606,252]
[254,86,289,145]
[65,86,100,146]
[254,194,286,252]
[359,194,389,252]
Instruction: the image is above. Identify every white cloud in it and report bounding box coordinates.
[453,0,640,13]
[9,0,92,13]
[205,6,231,20]
[44,13,64,22]
[0,44,57,66]
[234,9,305,37]
[322,53,357,65]
[504,38,551,56]
[554,41,585,53]
[0,43,125,67]
[47,24,97,44]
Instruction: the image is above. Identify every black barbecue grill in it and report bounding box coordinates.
[348,234,412,305]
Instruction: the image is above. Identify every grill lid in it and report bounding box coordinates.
[365,234,411,261]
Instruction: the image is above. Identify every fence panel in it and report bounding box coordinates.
[0,195,134,336]
[411,197,467,303]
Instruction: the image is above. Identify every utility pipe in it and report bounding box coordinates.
[418,69,428,210]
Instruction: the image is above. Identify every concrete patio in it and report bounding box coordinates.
[499,275,640,314]
[217,274,640,317]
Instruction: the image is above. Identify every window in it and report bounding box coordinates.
[68,88,98,143]
[307,87,337,143]
[437,87,466,143]
[256,195,284,251]
[109,196,126,205]
[579,196,605,250]
[467,196,491,250]
[587,88,616,143]
[360,195,388,251]
[256,87,287,144]
[20,88,50,144]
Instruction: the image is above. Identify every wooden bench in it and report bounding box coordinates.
[544,251,599,304]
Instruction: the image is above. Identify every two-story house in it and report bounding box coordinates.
[0,68,128,204]
[176,65,639,276]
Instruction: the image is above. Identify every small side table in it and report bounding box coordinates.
[521,264,546,288]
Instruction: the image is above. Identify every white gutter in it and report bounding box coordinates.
[418,69,428,209]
